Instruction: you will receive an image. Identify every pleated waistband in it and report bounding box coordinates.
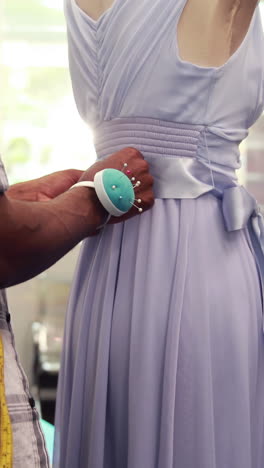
[95,118,204,160]
[94,117,264,327]
[94,117,238,199]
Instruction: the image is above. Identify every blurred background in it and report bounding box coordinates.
[1,0,264,437]
[0,0,97,430]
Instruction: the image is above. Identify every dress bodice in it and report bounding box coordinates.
[65,0,264,157]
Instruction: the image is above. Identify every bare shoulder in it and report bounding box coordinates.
[76,0,115,20]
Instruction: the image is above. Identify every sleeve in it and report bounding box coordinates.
[0,156,9,194]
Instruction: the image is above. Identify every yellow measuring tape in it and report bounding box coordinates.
[0,334,13,467]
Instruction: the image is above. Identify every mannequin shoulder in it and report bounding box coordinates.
[227,0,259,54]
[222,0,258,9]
[177,0,260,68]
[76,0,115,20]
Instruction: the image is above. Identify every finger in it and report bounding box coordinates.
[125,157,149,175]
[133,176,154,200]
[121,147,144,160]
[119,149,145,172]
[142,190,155,209]
[66,169,85,182]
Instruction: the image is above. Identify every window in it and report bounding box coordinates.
[0,0,96,184]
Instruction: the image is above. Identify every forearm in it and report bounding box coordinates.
[0,188,106,288]
[0,147,154,287]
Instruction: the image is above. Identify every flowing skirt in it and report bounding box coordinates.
[54,194,264,468]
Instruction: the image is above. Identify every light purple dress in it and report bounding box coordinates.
[54,1,264,467]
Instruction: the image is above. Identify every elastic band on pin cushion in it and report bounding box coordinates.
[69,163,143,229]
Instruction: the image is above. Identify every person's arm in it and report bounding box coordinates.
[7,169,83,202]
[0,148,153,288]
[0,186,105,288]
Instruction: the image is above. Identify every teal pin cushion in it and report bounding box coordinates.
[94,168,135,217]
[69,165,142,221]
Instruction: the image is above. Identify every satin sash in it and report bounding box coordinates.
[95,117,264,328]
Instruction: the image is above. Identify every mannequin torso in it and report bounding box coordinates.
[76,0,259,67]
[55,1,264,467]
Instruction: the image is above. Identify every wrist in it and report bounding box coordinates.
[74,186,108,234]
[56,186,108,239]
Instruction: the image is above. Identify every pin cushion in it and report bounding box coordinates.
[94,168,135,216]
